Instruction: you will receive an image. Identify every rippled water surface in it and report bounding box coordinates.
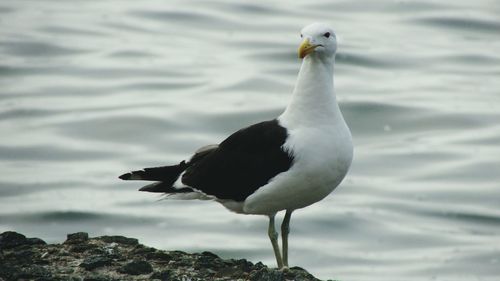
[1,1,500,280]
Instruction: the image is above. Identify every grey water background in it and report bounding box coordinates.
[1,0,499,280]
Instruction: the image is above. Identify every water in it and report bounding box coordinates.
[1,0,499,280]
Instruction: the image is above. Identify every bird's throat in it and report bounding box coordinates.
[280,55,339,127]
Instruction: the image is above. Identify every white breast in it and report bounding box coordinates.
[243,119,353,215]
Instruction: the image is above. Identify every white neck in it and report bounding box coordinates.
[279,54,343,128]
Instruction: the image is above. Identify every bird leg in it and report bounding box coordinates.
[281,210,293,268]
[268,214,284,268]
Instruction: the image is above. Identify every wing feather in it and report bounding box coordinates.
[182,119,294,201]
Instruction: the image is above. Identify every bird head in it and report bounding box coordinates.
[298,23,337,59]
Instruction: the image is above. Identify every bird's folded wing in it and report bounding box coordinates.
[182,119,294,201]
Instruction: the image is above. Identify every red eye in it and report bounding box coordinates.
[324,32,330,38]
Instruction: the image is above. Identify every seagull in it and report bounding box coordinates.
[119,22,353,269]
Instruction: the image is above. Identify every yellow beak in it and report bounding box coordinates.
[298,38,318,59]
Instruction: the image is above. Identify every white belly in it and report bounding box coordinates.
[242,124,353,215]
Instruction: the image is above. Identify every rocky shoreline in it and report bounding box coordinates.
[0,231,332,281]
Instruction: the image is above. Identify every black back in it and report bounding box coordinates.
[182,119,294,201]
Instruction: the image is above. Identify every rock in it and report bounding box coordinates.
[79,256,112,271]
[0,231,329,281]
[146,251,172,262]
[69,243,98,253]
[118,260,153,275]
[5,248,35,264]
[286,266,322,281]
[65,232,89,244]
[0,231,28,249]
[83,274,116,281]
[16,264,51,279]
[98,235,138,245]
[249,267,284,281]
[27,237,47,246]
[150,269,173,280]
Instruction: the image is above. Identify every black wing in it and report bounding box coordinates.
[182,119,294,201]
[119,145,218,193]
